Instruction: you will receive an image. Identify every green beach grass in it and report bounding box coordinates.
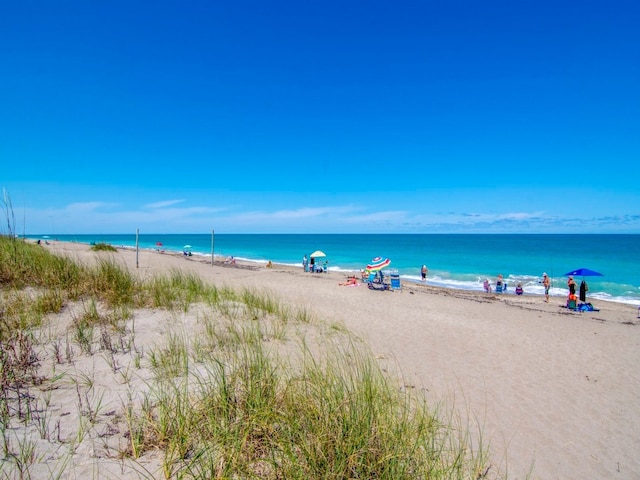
[0,234,494,479]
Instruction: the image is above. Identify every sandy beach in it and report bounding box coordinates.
[13,241,640,479]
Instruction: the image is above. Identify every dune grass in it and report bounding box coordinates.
[0,234,494,479]
[90,242,117,252]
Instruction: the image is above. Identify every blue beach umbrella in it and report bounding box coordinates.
[563,268,603,277]
[366,256,391,271]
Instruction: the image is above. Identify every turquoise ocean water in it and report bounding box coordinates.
[32,234,640,306]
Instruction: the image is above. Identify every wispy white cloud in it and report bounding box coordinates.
[229,205,363,224]
[15,198,640,234]
[144,199,186,209]
[64,202,117,213]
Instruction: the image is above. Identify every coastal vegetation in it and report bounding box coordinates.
[90,242,118,252]
[0,234,492,479]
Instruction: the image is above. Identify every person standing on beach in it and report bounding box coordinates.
[543,273,551,302]
[421,265,428,281]
[567,276,577,296]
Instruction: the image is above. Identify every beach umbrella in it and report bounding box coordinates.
[183,244,192,250]
[42,235,50,238]
[366,256,391,271]
[563,268,603,277]
[310,250,326,258]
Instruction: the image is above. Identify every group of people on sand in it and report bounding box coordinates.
[541,273,589,304]
[304,257,591,304]
[524,273,589,304]
[302,254,328,273]
[566,275,589,306]
[484,274,525,296]
[484,274,514,294]
[483,272,591,301]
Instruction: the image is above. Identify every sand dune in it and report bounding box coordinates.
[24,241,640,478]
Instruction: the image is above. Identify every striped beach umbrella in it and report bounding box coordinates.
[366,256,391,271]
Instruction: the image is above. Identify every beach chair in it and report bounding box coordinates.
[495,282,503,294]
[367,271,387,290]
[566,297,578,311]
[390,273,401,291]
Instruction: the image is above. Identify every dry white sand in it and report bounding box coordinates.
[9,241,640,479]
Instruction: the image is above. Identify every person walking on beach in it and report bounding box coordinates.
[421,265,428,282]
[303,254,308,272]
[542,273,551,302]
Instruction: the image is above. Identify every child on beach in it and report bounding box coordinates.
[421,265,428,281]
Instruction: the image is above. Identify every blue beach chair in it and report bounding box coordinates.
[390,273,401,291]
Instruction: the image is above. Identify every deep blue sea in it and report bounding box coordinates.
[31,234,640,306]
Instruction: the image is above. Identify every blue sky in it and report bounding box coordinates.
[1,0,639,234]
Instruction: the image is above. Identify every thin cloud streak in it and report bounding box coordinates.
[13,200,640,234]
[144,199,186,209]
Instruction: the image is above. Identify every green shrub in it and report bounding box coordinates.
[90,242,117,252]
